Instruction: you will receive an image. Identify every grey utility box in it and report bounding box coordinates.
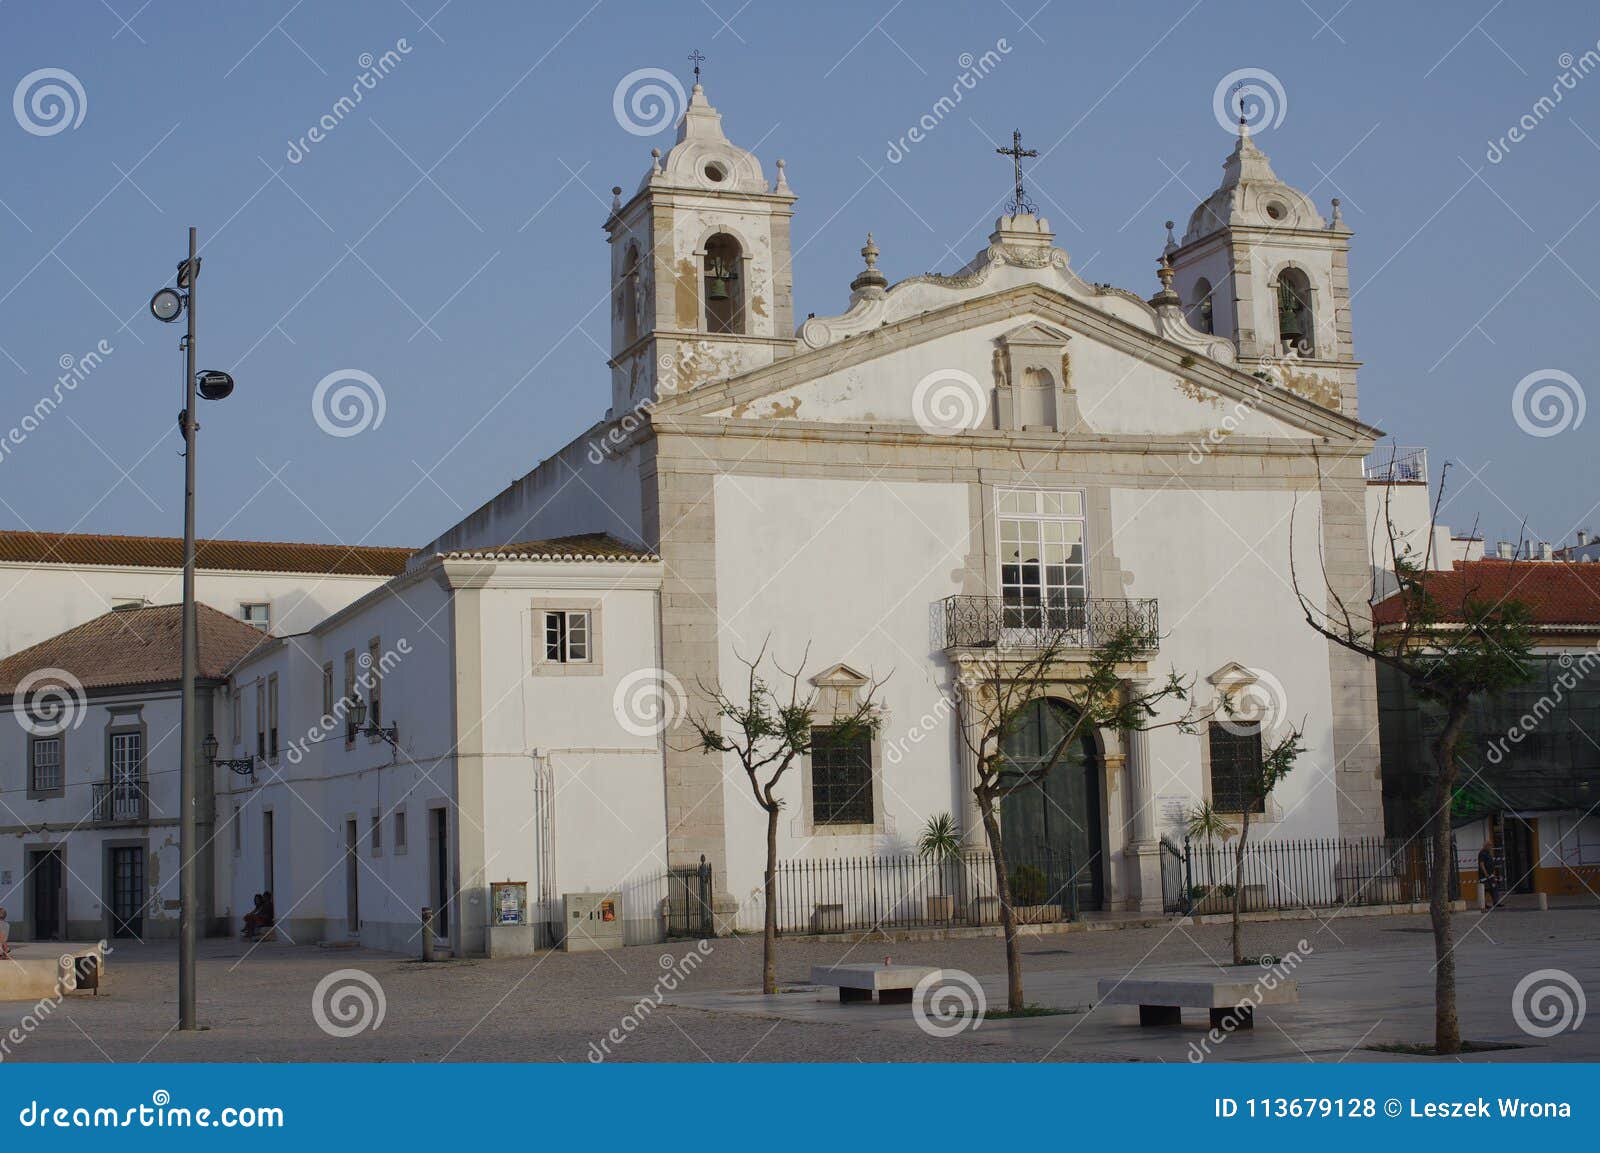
[562,892,624,952]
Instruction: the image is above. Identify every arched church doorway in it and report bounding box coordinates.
[999,697,1105,912]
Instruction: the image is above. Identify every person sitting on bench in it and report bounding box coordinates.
[242,892,274,939]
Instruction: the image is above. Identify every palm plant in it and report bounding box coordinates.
[917,812,963,903]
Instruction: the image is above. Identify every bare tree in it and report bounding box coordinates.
[1292,458,1532,1052]
[954,625,1211,1011]
[686,641,884,995]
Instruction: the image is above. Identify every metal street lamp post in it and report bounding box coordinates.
[149,228,236,1031]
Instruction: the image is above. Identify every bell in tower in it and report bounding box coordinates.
[603,70,796,413]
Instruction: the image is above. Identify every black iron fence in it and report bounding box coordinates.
[939,595,1160,651]
[665,856,715,939]
[1161,834,1451,915]
[772,845,1079,936]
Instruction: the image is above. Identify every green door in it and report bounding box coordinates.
[999,698,1104,912]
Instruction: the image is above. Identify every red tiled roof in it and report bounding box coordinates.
[0,603,268,696]
[0,530,412,576]
[435,533,657,562]
[1373,560,1600,628]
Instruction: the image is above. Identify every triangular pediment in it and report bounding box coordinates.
[657,285,1375,444]
[809,662,870,689]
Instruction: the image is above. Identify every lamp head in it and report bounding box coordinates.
[150,287,184,322]
[197,370,234,401]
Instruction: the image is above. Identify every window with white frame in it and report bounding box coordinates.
[997,488,1087,628]
[393,807,407,854]
[255,680,266,759]
[240,602,271,631]
[543,610,590,664]
[231,686,242,749]
[370,808,382,855]
[29,734,63,794]
[267,674,279,760]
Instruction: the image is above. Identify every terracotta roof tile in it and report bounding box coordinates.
[435,532,656,562]
[0,530,412,576]
[1373,560,1600,628]
[0,603,267,696]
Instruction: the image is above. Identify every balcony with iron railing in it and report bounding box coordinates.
[1363,444,1428,485]
[90,779,150,825]
[939,595,1160,653]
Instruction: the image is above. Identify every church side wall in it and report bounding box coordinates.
[418,430,648,557]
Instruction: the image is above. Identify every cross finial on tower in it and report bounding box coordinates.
[995,130,1039,216]
[688,48,706,84]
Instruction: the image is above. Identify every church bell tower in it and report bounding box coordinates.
[1164,121,1358,416]
[603,81,797,413]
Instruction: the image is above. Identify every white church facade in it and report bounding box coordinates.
[5,84,1406,955]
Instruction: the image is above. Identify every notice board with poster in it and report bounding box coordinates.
[490,881,527,926]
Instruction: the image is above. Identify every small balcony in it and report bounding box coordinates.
[90,780,149,824]
[939,595,1160,653]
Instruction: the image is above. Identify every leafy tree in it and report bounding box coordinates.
[1293,461,1532,1052]
[686,641,883,995]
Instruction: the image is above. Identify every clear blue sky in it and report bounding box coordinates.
[2,1,1595,550]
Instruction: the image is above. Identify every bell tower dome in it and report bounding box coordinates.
[1164,121,1359,416]
[603,83,797,412]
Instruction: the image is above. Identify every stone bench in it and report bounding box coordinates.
[811,963,941,1004]
[1096,975,1298,1029]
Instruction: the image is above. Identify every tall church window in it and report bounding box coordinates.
[1208,723,1266,813]
[1276,268,1314,355]
[620,243,640,347]
[997,489,1087,631]
[1191,277,1214,334]
[811,726,874,825]
[703,233,745,334]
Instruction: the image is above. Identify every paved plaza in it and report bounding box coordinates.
[2,903,1595,1062]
